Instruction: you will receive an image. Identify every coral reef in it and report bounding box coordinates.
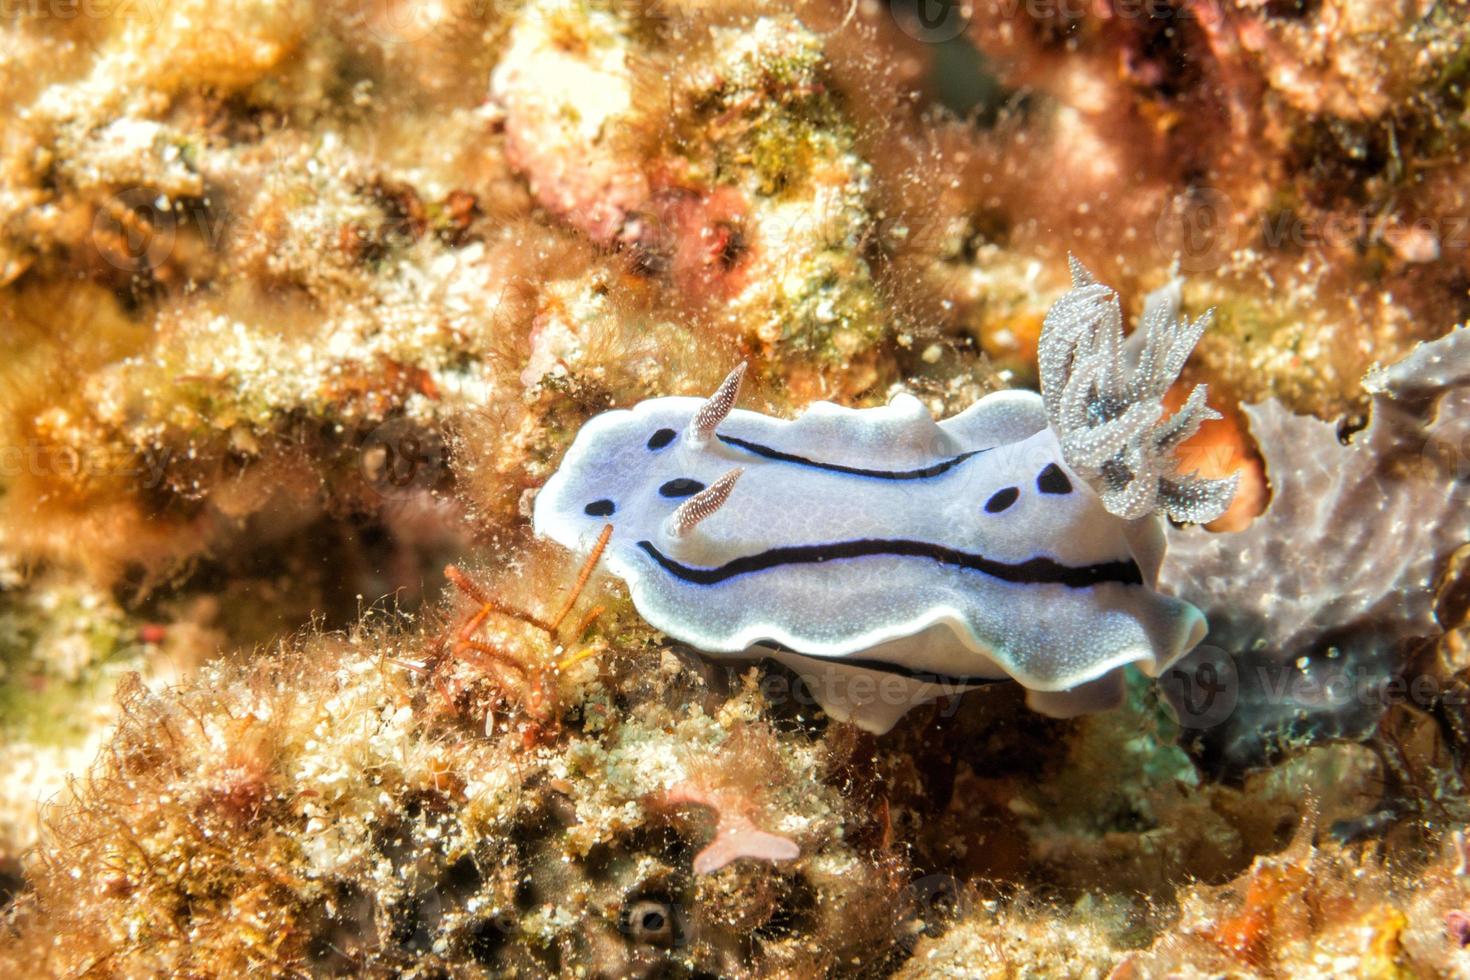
[491,4,891,388]
[902,822,1470,979]
[866,0,1470,420]
[2,0,1470,977]
[0,585,907,976]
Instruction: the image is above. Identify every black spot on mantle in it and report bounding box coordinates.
[1036,463,1072,495]
[658,478,705,498]
[985,487,1019,513]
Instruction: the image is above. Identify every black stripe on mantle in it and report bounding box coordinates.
[636,538,1143,588]
[717,434,985,480]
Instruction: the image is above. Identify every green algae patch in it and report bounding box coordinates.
[0,582,144,748]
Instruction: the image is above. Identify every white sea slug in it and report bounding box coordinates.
[534,259,1238,733]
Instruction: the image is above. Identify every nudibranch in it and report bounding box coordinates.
[534,259,1238,733]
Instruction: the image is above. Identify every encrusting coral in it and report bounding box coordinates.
[491,3,891,390]
[866,0,1470,422]
[0,0,913,594]
[3,0,1470,977]
[900,821,1470,979]
[0,566,907,976]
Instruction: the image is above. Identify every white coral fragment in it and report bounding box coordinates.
[1039,257,1237,524]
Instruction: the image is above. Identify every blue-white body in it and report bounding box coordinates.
[533,261,1236,732]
